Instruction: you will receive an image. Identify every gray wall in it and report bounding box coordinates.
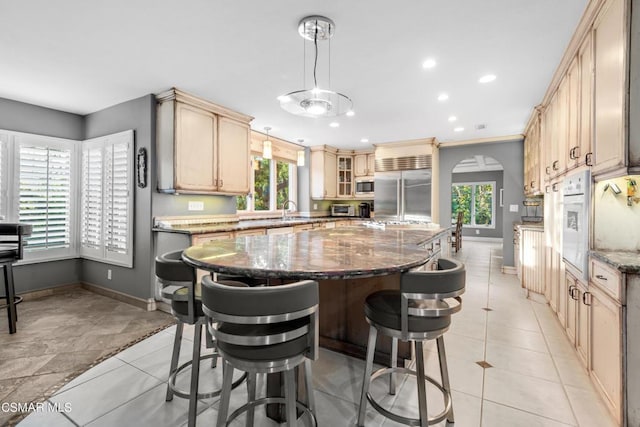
[440,140,524,267]
[0,97,84,292]
[452,170,504,238]
[82,94,156,300]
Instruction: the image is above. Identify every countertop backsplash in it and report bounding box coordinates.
[593,176,640,252]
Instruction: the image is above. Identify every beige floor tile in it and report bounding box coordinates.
[564,385,618,427]
[485,341,559,383]
[482,400,575,426]
[486,323,548,353]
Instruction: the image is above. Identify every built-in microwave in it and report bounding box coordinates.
[331,204,355,217]
[355,177,374,196]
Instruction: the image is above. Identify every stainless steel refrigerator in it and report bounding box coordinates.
[374,169,432,221]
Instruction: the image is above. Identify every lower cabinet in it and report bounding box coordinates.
[564,270,589,367]
[588,282,623,424]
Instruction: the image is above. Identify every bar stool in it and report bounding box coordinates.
[0,223,32,334]
[201,276,319,427]
[357,258,466,427]
[155,250,247,427]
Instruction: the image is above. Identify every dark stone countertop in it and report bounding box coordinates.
[153,217,359,235]
[183,226,449,280]
[590,250,640,274]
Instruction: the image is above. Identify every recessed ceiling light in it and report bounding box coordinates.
[479,74,497,83]
[360,138,369,143]
[346,110,355,117]
[448,116,457,122]
[422,58,437,69]
[438,93,449,101]
[329,122,340,128]
[454,127,465,132]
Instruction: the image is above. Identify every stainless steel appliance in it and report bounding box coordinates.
[562,170,590,281]
[374,169,432,222]
[355,178,374,197]
[358,202,371,218]
[331,204,355,217]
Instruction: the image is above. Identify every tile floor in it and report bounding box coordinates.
[15,241,618,426]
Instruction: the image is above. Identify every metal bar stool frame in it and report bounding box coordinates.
[156,250,246,427]
[0,223,32,334]
[201,276,319,427]
[357,258,465,427]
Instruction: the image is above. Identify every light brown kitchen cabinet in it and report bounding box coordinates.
[566,58,581,171]
[588,282,622,424]
[156,88,253,195]
[310,146,338,199]
[354,152,375,177]
[564,270,590,368]
[235,228,266,237]
[523,110,542,196]
[577,33,594,168]
[592,0,627,177]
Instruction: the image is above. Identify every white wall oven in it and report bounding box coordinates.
[562,170,591,281]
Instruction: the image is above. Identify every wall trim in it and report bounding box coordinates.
[18,283,83,301]
[501,266,517,275]
[463,236,503,243]
[81,282,156,311]
[439,135,524,147]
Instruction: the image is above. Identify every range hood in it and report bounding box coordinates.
[375,154,432,172]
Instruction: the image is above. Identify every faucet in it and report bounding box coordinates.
[281,200,297,221]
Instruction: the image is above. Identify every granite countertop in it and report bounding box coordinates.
[153,217,359,235]
[183,226,448,280]
[590,250,640,274]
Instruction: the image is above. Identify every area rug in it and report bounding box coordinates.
[0,287,174,426]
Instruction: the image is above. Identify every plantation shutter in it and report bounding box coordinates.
[80,142,103,258]
[18,144,72,252]
[80,130,133,267]
[0,134,7,220]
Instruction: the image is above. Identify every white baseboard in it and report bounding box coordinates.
[82,282,156,311]
[501,266,517,275]
[463,236,503,243]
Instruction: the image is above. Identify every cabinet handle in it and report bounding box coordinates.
[531,181,535,189]
[595,274,607,281]
[219,179,223,187]
[552,160,559,171]
[524,185,528,192]
[585,152,593,166]
[552,183,559,192]
[569,147,575,159]
[546,166,551,175]
[568,284,575,297]
[572,288,580,300]
[583,291,592,306]
[545,185,550,194]
[573,146,580,159]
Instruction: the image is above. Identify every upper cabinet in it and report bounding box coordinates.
[354,152,375,177]
[337,155,353,197]
[523,109,542,195]
[156,88,253,195]
[310,145,337,199]
[592,0,627,177]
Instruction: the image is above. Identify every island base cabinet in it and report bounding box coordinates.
[318,275,411,363]
[589,284,622,424]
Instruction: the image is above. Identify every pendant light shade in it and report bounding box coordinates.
[278,16,353,118]
[262,127,272,160]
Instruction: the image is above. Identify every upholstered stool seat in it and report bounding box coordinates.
[202,276,319,427]
[358,258,466,427]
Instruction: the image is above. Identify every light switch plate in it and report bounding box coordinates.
[188,201,204,211]
[509,204,519,212]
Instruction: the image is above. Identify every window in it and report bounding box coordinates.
[451,181,495,228]
[81,131,134,267]
[0,128,134,266]
[237,156,297,212]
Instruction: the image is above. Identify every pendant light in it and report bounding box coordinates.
[262,127,272,160]
[278,16,353,118]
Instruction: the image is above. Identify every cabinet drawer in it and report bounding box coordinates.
[590,258,621,301]
[191,232,234,245]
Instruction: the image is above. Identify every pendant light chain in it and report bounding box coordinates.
[313,19,319,89]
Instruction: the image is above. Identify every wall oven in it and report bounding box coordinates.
[562,170,591,281]
[355,178,374,197]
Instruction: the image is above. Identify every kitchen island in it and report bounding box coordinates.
[183,225,449,361]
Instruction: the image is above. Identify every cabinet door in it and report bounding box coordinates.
[337,156,353,197]
[593,0,626,175]
[354,154,368,176]
[235,228,265,237]
[555,78,569,177]
[565,272,578,345]
[589,284,622,423]
[578,33,593,167]
[217,117,250,194]
[367,154,376,176]
[576,282,590,367]
[175,103,217,191]
[324,152,337,198]
[566,58,581,171]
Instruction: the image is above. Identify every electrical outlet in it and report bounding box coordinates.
[509,204,519,212]
[188,201,204,211]
[107,269,112,280]
[313,203,318,210]
[476,229,480,235]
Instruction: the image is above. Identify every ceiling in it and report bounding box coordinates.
[0,0,588,150]
[452,155,504,173]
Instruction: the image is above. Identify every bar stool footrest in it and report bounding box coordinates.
[367,366,452,426]
[225,396,317,427]
[0,295,23,310]
[167,353,247,400]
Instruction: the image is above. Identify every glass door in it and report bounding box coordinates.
[337,156,353,197]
